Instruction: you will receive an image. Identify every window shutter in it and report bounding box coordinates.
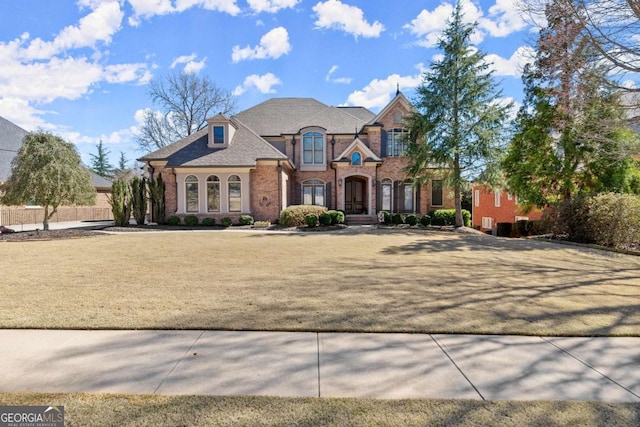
[325,182,332,209]
[393,180,400,212]
[380,130,387,157]
[415,185,421,214]
[375,180,381,212]
[295,183,301,205]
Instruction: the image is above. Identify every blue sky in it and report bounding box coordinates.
[0,0,536,167]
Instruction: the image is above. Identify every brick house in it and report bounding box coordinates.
[139,92,454,223]
[0,116,113,227]
[471,184,543,232]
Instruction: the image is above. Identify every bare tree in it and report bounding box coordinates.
[136,72,237,152]
[519,0,640,80]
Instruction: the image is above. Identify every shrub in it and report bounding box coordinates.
[184,215,199,226]
[305,213,318,227]
[420,214,431,226]
[405,214,419,226]
[253,220,271,228]
[202,217,216,226]
[130,176,147,225]
[429,209,471,227]
[109,178,132,227]
[541,196,592,243]
[587,193,640,249]
[280,205,327,227]
[328,210,345,225]
[221,217,232,227]
[515,220,529,237]
[379,211,392,224]
[318,212,333,226]
[392,213,405,224]
[496,222,512,237]
[148,174,166,224]
[167,215,180,226]
[239,215,254,226]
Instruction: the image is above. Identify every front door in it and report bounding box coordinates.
[344,177,366,214]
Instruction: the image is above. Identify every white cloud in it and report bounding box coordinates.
[233,73,282,95]
[480,0,527,37]
[0,2,152,131]
[344,67,424,110]
[405,0,529,48]
[231,27,291,62]
[128,0,241,26]
[325,65,352,84]
[485,46,534,77]
[312,0,384,39]
[170,53,207,73]
[247,0,300,13]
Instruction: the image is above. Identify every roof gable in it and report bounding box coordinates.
[368,91,414,126]
[334,137,381,163]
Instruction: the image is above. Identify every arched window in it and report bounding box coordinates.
[185,175,199,213]
[303,132,324,164]
[302,179,325,206]
[381,178,392,211]
[228,175,242,212]
[207,175,220,212]
[386,128,408,157]
[351,152,362,166]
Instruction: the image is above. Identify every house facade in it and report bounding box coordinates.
[0,116,113,227]
[140,92,454,223]
[471,184,543,232]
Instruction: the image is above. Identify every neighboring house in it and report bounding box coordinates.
[0,116,113,227]
[139,92,455,223]
[471,184,543,232]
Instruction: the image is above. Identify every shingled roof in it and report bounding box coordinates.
[0,116,28,182]
[139,116,288,167]
[234,98,375,136]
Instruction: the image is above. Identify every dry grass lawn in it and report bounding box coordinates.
[2,393,639,427]
[1,229,639,336]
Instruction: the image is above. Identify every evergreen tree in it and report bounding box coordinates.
[503,0,640,207]
[89,140,114,178]
[1,131,96,230]
[405,1,511,227]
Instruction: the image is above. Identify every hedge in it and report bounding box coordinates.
[428,209,471,227]
[280,205,328,227]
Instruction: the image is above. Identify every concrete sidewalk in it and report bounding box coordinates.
[0,330,638,402]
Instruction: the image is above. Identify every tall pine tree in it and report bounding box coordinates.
[405,1,510,227]
[89,140,114,178]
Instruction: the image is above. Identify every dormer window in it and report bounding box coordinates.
[213,126,224,144]
[207,115,236,148]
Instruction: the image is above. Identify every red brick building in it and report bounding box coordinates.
[140,92,454,223]
[471,184,543,232]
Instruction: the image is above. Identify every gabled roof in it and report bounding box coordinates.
[334,137,382,163]
[139,117,288,168]
[0,116,28,181]
[91,172,112,189]
[368,91,414,126]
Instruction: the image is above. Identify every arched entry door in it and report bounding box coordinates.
[344,176,367,214]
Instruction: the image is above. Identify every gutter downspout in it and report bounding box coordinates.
[276,161,282,214]
[330,135,336,210]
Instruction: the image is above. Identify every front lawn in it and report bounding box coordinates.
[1,229,638,336]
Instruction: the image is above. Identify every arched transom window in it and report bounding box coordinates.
[302,179,325,206]
[303,132,324,165]
[185,175,199,213]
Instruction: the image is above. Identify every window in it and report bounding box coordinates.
[403,182,414,211]
[303,132,324,164]
[351,152,362,166]
[386,129,408,157]
[495,190,501,207]
[482,217,493,229]
[228,175,241,212]
[185,175,199,213]
[302,179,325,206]
[393,111,403,124]
[507,193,513,201]
[207,175,220,212]
[381,178,392,211]
[474,190,480,207]
[432,180,443,206]
[213,126,224,144]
